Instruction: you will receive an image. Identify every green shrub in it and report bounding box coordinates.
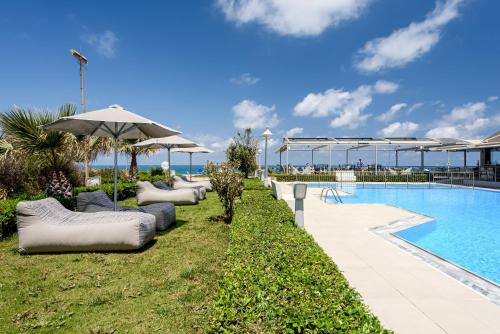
[0,194,44,239]
[275,174,337,182]
[210,180,390,333]
[355,173,428,182]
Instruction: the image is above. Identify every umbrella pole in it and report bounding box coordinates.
[113,135,118,211]
[168,147,171,181]
[190,152,192,181]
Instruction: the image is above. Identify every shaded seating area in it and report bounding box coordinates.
[136,181,199,206]
[173,175,212,191]
[17,197,155,254]
[76,190,176,231]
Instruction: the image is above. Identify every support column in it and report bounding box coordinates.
[375,145,378,174]
[286,145,289,173]
[420,150,425,170]
[463,150,467,168]
[328,145,332,173]
[311,149,314,166]
[395,150,399,167]
[345,149,349,166]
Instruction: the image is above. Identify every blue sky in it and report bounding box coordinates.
[1,0,499,167]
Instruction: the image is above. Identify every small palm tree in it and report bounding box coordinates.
[120,139,158,180]
[0,103,77,170]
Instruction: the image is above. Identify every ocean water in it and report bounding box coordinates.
[323,184,500,284]
[92,165,206,175]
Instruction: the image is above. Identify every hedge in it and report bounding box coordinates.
[0,182,137,239]
[210,180,390,333]
[275,174,337,182]
[275,173,429,183]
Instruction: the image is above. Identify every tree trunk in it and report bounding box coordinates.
[129,152,138,180]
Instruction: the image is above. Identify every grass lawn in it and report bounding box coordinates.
[0,191,230,333]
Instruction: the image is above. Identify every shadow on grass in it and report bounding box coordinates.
[155,219,189,236]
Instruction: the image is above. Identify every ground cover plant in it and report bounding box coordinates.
[210,179,390,333]
[0,191,230,333]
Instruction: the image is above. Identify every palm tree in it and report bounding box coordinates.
[120,139,159,179]
[0,103,77,170]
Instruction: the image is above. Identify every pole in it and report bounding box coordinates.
[345,149,348,166]
[329,145,332,173]
[264,136,268,182]
[375,145,378,174]
[311,149,314,166]
[420,151,425,170]
[286,145,289,174]
[113,132,118,211]
[189,152,193,181]
[79,58,90,181]
[168,147,171,180]
[396,150,399,167]
[463,150,467,168]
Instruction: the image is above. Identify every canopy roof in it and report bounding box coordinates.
[172,146,213,154]
[134,135,198,150]
[46,104,180,139]
[276,132,500,153]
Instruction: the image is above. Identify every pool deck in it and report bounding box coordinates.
[280,184,500,334]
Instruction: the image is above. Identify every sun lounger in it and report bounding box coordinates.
[17,197,155,254]
[172,175,212,191]
[136,181,198,206]
[76,190,176,231]
[153,180,205,200]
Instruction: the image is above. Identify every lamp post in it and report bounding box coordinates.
[262,128,272,187]
[257,148,263,178]
[70,49,90,181]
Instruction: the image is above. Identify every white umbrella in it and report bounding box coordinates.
[45,104,180,210]
[172,146,213,180]
[134,135,198,179]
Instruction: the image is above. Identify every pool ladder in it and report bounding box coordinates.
[320,187,343,204]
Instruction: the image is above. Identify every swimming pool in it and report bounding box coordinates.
[319,184,500,285]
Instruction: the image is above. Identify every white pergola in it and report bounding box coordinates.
[275,136,479,172]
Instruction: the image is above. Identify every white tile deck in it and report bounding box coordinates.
[280,184,500,334]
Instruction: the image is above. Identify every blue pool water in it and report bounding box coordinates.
[319,184,500,284]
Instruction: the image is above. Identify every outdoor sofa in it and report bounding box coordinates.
[17,197,155,254]
[76,190,176,231]
[172,175,212,191]
[136,181,198,206]
[153,181,205,200]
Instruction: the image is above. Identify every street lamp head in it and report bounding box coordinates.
[262,128,272,138]
[70,49,88,64]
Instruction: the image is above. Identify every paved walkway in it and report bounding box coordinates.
[280,184,500,334]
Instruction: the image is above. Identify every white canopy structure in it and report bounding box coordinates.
[172,146,213,180]
[46,104,180,210]
[134,135,198,178]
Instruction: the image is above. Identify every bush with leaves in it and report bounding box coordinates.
[226,128,258,178]
[205,161,243,223]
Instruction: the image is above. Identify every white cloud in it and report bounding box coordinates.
[190,134,233,152]
[425,101,500,138]
[376,103,407,122]
[293,80,398,129]
[82,30,118,58]
[408,102,425,113]
[373,80,399,94]
[487,96,499,102]
[230,72,260,85]
[285,127,303,137]
[217,0,371,37]
[232,99,279,130]
[355,0,462,73]
[379,121,419,137]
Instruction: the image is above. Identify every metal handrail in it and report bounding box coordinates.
[320,187,343,203]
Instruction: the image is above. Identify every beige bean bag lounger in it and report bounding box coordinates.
[173,176,212,191]
[136,181,199,206]
[17,197,156,254]
[153,181,206,200]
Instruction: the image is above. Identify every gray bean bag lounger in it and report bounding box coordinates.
[173,176,212,192]
[153,181,205,200]
[76,190,176,231]
[17,197,155,254]
[136,181,198,206]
